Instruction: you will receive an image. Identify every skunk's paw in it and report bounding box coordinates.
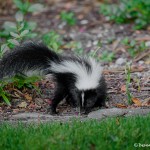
[47,107,58,115]
[84,108,92,115]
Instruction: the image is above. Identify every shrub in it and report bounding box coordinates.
[100,0,150,29]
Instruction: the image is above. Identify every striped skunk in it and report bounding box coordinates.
[0,42,107,114]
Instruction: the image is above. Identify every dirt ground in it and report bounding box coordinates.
[0,0,150,122]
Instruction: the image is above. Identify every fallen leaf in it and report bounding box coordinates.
[115,103,127,108]
[24,94,32,101]
[112,39,120,50]
[121,85,126,92]
[28,103,36,109]
[132,97,142,106]
[141,97,150,106]
[34,82,40,87]
[18,102,27,108]
[44,99,52,105]
[145,59,150,65]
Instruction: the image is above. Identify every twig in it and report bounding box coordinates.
[13,89,24,96]
[135,36,150,41]
[141,88,150,91]
[103,67,147,74]
[136,94,150,98]
[134,50,150,62]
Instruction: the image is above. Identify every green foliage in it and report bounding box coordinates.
[1,115,150,149]
[125,63,132,104]
[0,75,41,105]
[74,45,115,62]
[0,0,44,105]
[0,18,37,56]
[74,44,115,63]
[13,0,44,14]
[42,31,62,53]
[71,42,84,55]
[60,11,76,26]
[100,0,150,29]
[74,47,84,55]
[100,51,115,62]
[10,75,41,89]
[121,37,146,57]
[0,0,44,57]
[0,81,11,106]
[88,47,101,61]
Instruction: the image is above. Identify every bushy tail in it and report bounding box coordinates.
[0,42,60,79]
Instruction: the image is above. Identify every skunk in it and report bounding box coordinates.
[0,42,107,114]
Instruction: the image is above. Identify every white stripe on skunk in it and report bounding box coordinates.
[50,58,103,90]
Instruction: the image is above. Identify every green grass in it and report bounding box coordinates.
[0,114,150,150]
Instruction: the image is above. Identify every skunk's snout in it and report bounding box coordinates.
[79,98,97,114]
[79,107,92,115]
[77,89,98,114]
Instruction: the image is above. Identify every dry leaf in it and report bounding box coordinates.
[24,94,32,101]
[132,97,142,106]
[115,103,127,108]
[34,82,39,87]
[28,103,36,109]
[18,102,27,108]
[112,39,120,50]
[145,59,150,65]
[121,85,126,92]
[141,97,150,106]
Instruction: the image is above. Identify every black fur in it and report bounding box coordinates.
[0,42,60,78]
[0,42,107,114]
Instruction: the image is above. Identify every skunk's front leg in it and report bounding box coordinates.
[50,83,67,114]
[68,88,80,107]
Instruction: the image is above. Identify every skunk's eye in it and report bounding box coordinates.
[75,88,82,94]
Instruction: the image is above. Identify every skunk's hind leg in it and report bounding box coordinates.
[95,76,107,107]
[49,83,67,114]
